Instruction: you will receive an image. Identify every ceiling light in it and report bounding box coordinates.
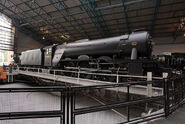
[61,35,65,38]
[44,30,49,34]
[42,36,45,40]
[61,34,70,39]
[65,34,70,39]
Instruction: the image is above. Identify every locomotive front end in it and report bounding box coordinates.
[119,31,152,60]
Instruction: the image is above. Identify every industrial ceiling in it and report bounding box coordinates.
[0,0,184,45]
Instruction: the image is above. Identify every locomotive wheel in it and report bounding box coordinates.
[62,58,76,77]
[108,76,116,82]
[77,61,89,78]
[77,55,90,68]
[85,74,92,79]
[98,56,113,70]
[94,75,107,82]
[77,61,89,68]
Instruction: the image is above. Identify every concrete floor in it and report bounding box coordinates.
[152,105,185,124]
[0,83,126,124]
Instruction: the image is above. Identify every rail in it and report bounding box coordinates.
[15,67,164,82]
[9,67,164,96]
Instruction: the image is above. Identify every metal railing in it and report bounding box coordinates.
[0,86,65,122]
[15,67,163,82]
[0,79,168,124]
[70,80,165,124]
[166,75,185,115]
[2,67,185,123]
[12,67,164,96]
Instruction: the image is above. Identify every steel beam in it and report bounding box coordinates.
[0,0,39,28]
[79,0,114,37]
[4,0,154,28]
[122,0,131,33]
[38,14,185,37]
[88,0,110,36]
[19,0,75,42]
[151,0,161,35]
[49,0,89,39]
[20,1,185,27]
[2,0,154,18]
[79,0,106,37]
[0,0,55,44]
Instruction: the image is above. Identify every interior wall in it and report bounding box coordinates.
[153,44,185,55]
[152,36,185,55]
[15,29,44,53]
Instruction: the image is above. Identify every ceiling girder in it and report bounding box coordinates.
[49,0,89,39]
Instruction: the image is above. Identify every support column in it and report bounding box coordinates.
[131,48,137,60]
[147,72,152,97]
[127,85,130,122]
[163,72,169,117]
[62,90,75,124]
[145,72,152,111]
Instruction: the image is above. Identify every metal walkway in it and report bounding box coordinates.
[11,67,163,96]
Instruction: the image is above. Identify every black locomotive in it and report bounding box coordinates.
[156,53,185,74]
[19,31,154,75]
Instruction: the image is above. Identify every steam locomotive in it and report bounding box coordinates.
[19,31,154,75]
[156,53,185,74]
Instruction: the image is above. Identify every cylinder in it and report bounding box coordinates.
[131,48,137,60]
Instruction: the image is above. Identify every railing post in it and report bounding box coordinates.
[12,73,13,82]
[77,67,80,84]
[71,91,75,124]
[145,72,152,111]
[116,75,119,83]
[147,72,152,97]
[62,92,65,124]
[182,76,185,100]
[61,89,75,124]
[127,84,130,122]
[181,76,184,101]
[117,67,120,83]
[54,70,56,83]
[172,80,175,106]
[163,72,169,117]
[63,88,70,124]
[8,73,9,82]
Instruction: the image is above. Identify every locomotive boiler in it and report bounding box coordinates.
[20,31,153,75]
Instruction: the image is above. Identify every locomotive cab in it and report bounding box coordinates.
[43,45,57,67]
